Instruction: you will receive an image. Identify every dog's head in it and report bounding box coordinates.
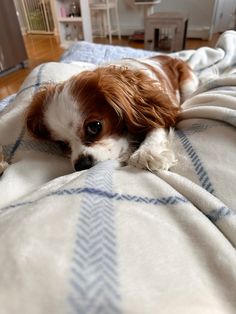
[26,65,179,171]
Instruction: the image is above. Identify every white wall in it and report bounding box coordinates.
[119,0,218,39]
[214,0,236,32]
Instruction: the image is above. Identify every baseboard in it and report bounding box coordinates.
[187,27,212,40]
[120,25,212,40]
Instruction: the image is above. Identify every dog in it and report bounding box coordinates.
[26,55,198,172]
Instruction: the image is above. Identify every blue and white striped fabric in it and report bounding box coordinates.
[0,31,236,314]
[0,94,16,112]
[60,41,156,65]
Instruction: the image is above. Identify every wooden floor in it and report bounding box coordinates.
[0,33,220,100]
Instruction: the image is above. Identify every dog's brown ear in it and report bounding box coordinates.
[99,66,180,136]
[26,85,55,140]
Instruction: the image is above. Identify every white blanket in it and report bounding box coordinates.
[0,31,236,314]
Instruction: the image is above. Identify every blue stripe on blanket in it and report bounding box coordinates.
[68,161,122,314]
[183,121,220,135]
[0,94,16,111]
[7,64,46,163]
[1,188,189,213]
[1,199,233,225]
[16,82,42,98]
[7,128,26,163]
[176,130,215,194]
[206,206,236,223]
[51,188,188,206]
[1,175,232,225]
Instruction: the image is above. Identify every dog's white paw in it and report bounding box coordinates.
[129,146,177,171]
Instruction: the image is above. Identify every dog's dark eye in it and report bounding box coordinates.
[86,121,102,136]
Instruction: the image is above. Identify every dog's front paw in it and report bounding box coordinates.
[129,146,177,171]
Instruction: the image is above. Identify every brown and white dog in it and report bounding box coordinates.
[26,55,198,172]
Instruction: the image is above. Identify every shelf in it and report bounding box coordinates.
[53,0,92,43]
[135,0,161,4]
[58,17,82,23]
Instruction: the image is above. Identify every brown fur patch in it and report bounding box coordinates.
[150,55,194,99]
[70,65,180,139]
[69,72,126,145]
[26,85,56,140]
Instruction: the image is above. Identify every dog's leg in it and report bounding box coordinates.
[128,128,176,171]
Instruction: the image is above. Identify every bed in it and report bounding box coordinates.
[0,30,236,314]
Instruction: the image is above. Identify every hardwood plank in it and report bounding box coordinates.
[0,34,64,100]
[0,33,220,100]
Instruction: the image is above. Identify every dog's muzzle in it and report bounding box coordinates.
[74,155,94,171]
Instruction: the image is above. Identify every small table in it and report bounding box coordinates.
[144,12,188,52]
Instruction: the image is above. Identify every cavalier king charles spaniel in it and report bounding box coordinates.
[26,55,198,172]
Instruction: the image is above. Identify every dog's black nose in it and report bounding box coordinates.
[74,155,94,171]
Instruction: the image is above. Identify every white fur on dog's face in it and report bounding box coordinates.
[43,83,130,168]
[26,56,198,172]
[27,78,130,170]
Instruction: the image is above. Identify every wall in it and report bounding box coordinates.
[119,0,218,39]
[214,0,236,32]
